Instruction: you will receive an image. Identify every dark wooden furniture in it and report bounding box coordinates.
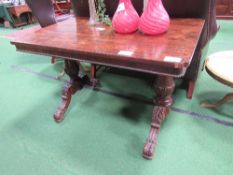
[25,0,56,27]
[26,0,70,27]
[72,0,218,99]
[216,0,233,19]
[7,4,33,27]
[11,17,205,160]
[25,0,72,78]
[53,0,71,15]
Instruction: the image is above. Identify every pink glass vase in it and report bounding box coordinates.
[139,0,170,35]
[112,0,139,34]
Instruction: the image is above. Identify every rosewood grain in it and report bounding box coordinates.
[11,17,204,77]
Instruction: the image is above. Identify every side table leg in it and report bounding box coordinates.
[201,93,233,109]
[53,60,89,123]
[143,76,175,159]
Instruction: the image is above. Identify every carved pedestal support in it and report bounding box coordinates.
[54,60,89,122]
[143,76,175,159]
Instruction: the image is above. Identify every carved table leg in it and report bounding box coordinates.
[54,60,89,123]
[143,76,175,160]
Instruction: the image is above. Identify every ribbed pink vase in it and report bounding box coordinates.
[112,0,139,34]
[139,0,170,35]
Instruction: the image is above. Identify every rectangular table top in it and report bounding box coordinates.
[11,17,204,77]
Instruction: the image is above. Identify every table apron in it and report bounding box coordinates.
[14,44,187,78]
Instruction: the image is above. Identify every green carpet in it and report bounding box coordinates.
[0,20,233,175]
[0,23,37,35]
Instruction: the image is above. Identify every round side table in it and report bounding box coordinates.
[201,51,233,108]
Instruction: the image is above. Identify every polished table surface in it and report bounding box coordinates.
[11,17,204,77]
[11,17,204,160]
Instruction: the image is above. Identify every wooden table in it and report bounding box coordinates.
[11,17,204,159]
[7,4,33,27]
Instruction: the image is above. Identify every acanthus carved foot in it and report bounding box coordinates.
[143,106,169,159]
[143,76,175,160]
[54,59,89,123]
[143,127,158,160]
[54,80,80,123]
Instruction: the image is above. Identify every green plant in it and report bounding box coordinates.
[96,0,111,26]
